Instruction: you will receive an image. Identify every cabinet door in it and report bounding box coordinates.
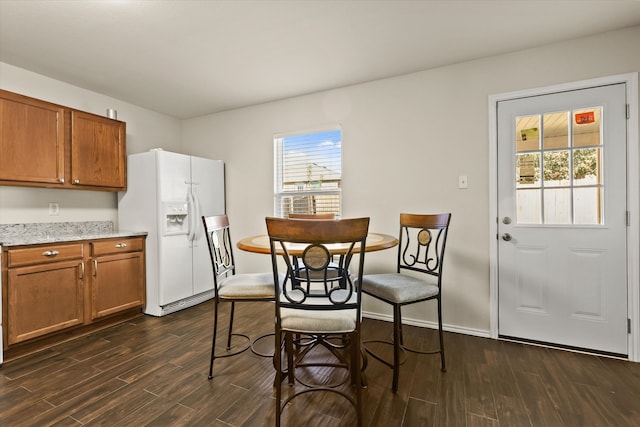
[7,260,84,345]
[91,251,145,320]
[71,110,126,189]
[0,90,65,185]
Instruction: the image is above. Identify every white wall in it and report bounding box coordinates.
[0,62,183,225]
[182,25,640,334]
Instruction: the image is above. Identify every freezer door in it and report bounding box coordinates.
[157,151,191,202]
[191,156,225,295]
[191,156,225,217]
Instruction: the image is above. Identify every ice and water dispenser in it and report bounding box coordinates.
[163,201,189,235]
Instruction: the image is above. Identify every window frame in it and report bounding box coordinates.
[273,127,342,218]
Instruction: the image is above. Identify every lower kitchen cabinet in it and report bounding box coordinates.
[90,238,145,320]
[2,236,146,352]
[7,259,85,345]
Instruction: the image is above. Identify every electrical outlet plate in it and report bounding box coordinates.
[49,202,59,215]
[458,175,468,189]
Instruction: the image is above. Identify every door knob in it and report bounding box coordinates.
[502,217,512,224]
[502,233,512,241]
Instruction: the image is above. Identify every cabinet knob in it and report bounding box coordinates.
[73,179,80,184]
[42,250,60,257]
[115,243,127,248]
[59,178,65,183]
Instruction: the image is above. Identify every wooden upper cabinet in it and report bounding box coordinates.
[71,111,126,189]
[0,89,126,191]
[0,91,65,185]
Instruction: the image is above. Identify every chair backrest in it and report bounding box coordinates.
[266,217,369,314]
[202,215,236,294]
[288,213,335,219]
[397,213,451,286]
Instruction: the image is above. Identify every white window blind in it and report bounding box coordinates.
[274,128,342,218]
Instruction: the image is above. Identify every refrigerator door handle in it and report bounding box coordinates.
[192,192,202,243]
[187,190,196,242]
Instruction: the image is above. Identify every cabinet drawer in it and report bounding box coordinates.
[7,243,84,267]
[91,237,143,256]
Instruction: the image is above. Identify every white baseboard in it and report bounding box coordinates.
[362,310,491,339]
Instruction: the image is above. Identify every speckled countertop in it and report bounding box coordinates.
[0,221,147,247]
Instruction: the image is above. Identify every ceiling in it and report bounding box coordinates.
[1,1,640,119]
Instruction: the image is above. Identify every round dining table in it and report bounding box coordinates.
[237,232,398,255]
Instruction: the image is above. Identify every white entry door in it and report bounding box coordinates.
[497,83,628,355]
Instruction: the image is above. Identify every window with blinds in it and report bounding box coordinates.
[274,128,342,218]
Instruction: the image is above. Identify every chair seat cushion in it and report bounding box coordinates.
[218,273,276,299]
[361,273,439,304]
[281,308,356,333]
[280,294,357,333]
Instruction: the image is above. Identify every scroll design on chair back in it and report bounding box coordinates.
[400,216,448,276]
[209,220,234,281]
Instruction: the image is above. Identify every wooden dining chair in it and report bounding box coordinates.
[202,215,277,379]
[266,216,369,427]
[360,213,451,393]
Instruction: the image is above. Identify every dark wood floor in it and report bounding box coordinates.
[1,300,640,426]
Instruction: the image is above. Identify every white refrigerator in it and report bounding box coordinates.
[118,150,225,316]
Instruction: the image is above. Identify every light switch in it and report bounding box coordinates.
[458,175,468,189]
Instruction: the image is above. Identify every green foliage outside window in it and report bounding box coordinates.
[573,148,599,180]
[543,151,569,181]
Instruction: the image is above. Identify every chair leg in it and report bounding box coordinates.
[208,299,220,379]
[227,301,236,350]
[285,332,295,385]
[437,296,446,372]
[353,330,363,427]
[349,333,358,386]
[392,304,401,393]
[399,305,404,347]
[359,344,369,388]
[275,328,283,427]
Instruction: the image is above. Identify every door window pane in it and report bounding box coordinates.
[544,188,571,224]
[573,148,601,186]
[516,114,540,152]
[516,189,541,224]
[516,153,540,187]
[573,107,601,147]
[574,187,602,224]
[543,150,570,187]
[543,111,569,149]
